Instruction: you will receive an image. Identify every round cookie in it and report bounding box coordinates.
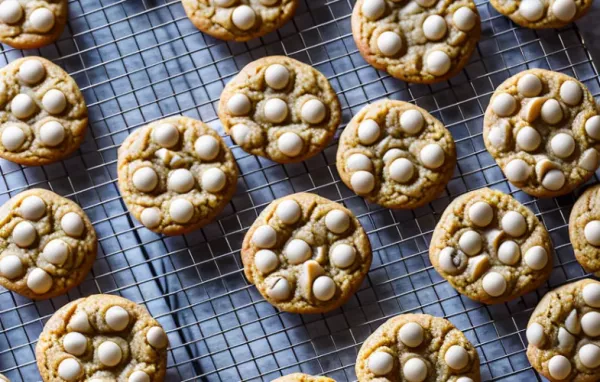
[241,193,372,314]
[336,99,456,209]
[36,294,168,382]
[355,313,480,381]
[0,189,96,300]
[490,0,592,29]
[117,116,238,236]
[181,0,298,42]
[0,0,67,49]
[218,56,341,163]
[526,279,600,381]
[429,188,553,304]
[569,184,600,275]
[351,0,481,84]
[273,373,335,382]
[483,69,599,198]
[0,57,88,166]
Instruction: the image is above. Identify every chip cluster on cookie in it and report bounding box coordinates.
[36,295,168,382]
[526,279,600,381]
[355,314,480,382]
[241,193,372,314]
[490,0,592,29]
[352,0,481,83]
[0,0,67,49]
[0,189,97,300]
[483,69,599,198]
[218,56,341,163]
[430,188,552,304]
[336,99,456,209]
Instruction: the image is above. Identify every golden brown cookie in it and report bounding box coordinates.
[182,0,298,42]
[0,0,67,49]
[490,0,592,29]
[36,294,168,382]
[526,279,600,382]
[429,188,553,304]
[569,184,600,275]
[241,193,372,314]
[0,57,88,166]
[273,373,335,382]
[483,69,599,198]
[336,99,456,209]
[117,116,238,236]
[0,373,9,381]
[0,189,97,300]
[355,314,480,382]
[351,0,480,84]
[218,56,341,163]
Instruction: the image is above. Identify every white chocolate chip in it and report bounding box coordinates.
[580,148,599,171]
[40,120,66,147]
[63,332,87,356]
[140,208,161,229]
[0,255,22,279]
[560,81,582,105]
[542,169,565,191]
[548,355,571,380]
[444,345,469,369]
[266,276,291,300]
[501,211,526,237]
[469,201,493,227]
[132,167,158,192]
[227,93,251,116]
[403,357,428,382]
[351,171,375,194]
[419,143,445,169]
[195,135,220,160]
[27,268,52,294]
[254,249,279,274]
[42,239,69,266]
[585,116,600,140]
[264,98,288,123]
[519,0,544,21]
[526,322,545,347]
[498,240,520,265]
[146,326,168,349]
[492,93,517,117]
[552,0,576,21]
[231,123,250,145]
[69,312,91,332]
[13,221,36,247]
[550,133,575,158]
[231,5,256,30]
[301,99,326,124]
[423,15,447,41]
[264,64,290,90]
[169,199,195,223]
[1,125,25,151]
[541,99,563,124]
[278,132,303,157]
[347,153,373,172]
[152,123,179,148]
[517,73,543,96]
[252,225,277,248]
[313,275,336,301]
[325,209,350,234]
[377,31,402,56]
[61,212,84,237]
[18,60,45,84]
[358,119,380,145]
[98,340,122,366]
[565,309,581,334]
[523,246,548,270]
[284,239,311,264]
[11,93,36,119]
[456,378,474,382]
[426,50,451,76]
[30,7,55,32]
[129,371,151,382]
[331,244,356,268]
[106,306,129,331]
[362,0,386,20]
[389,158,414,183]
[583,283,600,307]
[558,327,575,349]
[400,109,424,135]
[42,89,67,114]
[20,196,45,221]
[482,271,506,297]
[168,168,195,193]
[516,126,541,151]
[438,247,466,273]
[368,351,394,376]
[453,7,477,31]
[202,168,226,193]
[0,0,22,24]
[383,148,402,163]
[399,322,424,347]
[276,199,301,224]
[580,344,600,368]
[57,358,82,382]
[459,230,482,256]
[582,311,600,336]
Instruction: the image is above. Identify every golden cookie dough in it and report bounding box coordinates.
[336,99,456,209]
[351,0,481,83]
[0,57,88,166]
[0,0,67,49]
[273,373,335,382]
[218,56,341,163]
[182,0,298,41]
[526,279,600,382]
[355,314,480,382]
[0,188,97,300]
[483,69,599,198]
[569,184,600,275]
[430,188,553,304]
[490,0,592,29]
[117,116,238,236]
[241,193,372,314]
[36,294,168,382]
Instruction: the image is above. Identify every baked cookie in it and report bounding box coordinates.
[336,99,456,209]
[526,279,600,381]
[273,373,335,382]
[0,374,8,381]
[182,0,298,42]
[351,0,481,84]
[483,69,600,198]
[0,0,67,49]
[218,56,341,163]
[117,116,238,236]
[429,188,553,304]
[569,184,600,275]
[490,0,592,29]
[0,188,97,300]
[0,56,88,166]
[355,314,480,381]
[241,193,372,314]
[36,294,168,382]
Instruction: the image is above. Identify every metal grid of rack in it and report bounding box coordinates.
[0,0,598,380]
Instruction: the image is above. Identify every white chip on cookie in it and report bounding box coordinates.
[403,358,428,382]
[106,306,130,331]
[265,64,290,89]
[330,244,356,268]
[517,73,543,96]
[39,121,66,147]
[42,89,67,114]
[368,352,394,375]
[11,93,36,119]
[0,255,22,279]
[453,7,477,31]
[27,267,52,294]
[264,98,289,123]
[2,125,25,151]
[425,50,451,76]
[358,119,381,145]
[195,135,220,160]
[419,143,445,169]
[362,0,386,20]
[351,171,376,194]
[169,199,194,224]
[377,31,403,56]
[0,0,22,24]
[231,5,256,30]
[57,358,83,381]
[301,99,327,124]
[519,0,545,21]
[325,209,350,234]
[18,60,45,84]
[276,199,302,224]
[278,132,303,157]
[423,15,447,41]
[29,8,55,33]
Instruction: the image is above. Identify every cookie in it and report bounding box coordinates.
[351,0,480,84]
[182,0,298,42]
[36,294,168,382]
[241,193,372,314]
[483,69,599,198]
[0,0,67,49]
[429,188,553,304]
[117,116,238,236]
[526,279,600,381]
[355,313,480,382]
[0,188,97,300]
[569,184,600,275]
[0,374,8,381]
[218,56,341,163]
[0,57,88,166]
[490,0,592,29]
[273,373,335,382]
[336,99,456,209]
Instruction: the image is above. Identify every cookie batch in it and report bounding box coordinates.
[490,0,592,28]
[0,0,67,49]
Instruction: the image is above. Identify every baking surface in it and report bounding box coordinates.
[0,0,598,381]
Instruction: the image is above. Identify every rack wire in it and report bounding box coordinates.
[0,0,598,380]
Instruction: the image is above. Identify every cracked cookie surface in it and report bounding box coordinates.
[490,0,592,29]
[0,0,67,49]
[351,0,480,83]
[336,99,456,209]
[117,116,238,236]
[36,294,168,382]
[182,0,298,41]
[526,279,600,382]
[569,184,600,275]
[355,313,480,382]
[0,56,88,166]
[430,188,552,304]
[0,188,97,300]
[218,56,341,163]
[241,193,372,314]
[273,373,335,382]
[483,69,599,198]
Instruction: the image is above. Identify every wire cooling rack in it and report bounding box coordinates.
[0,0,598,381]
